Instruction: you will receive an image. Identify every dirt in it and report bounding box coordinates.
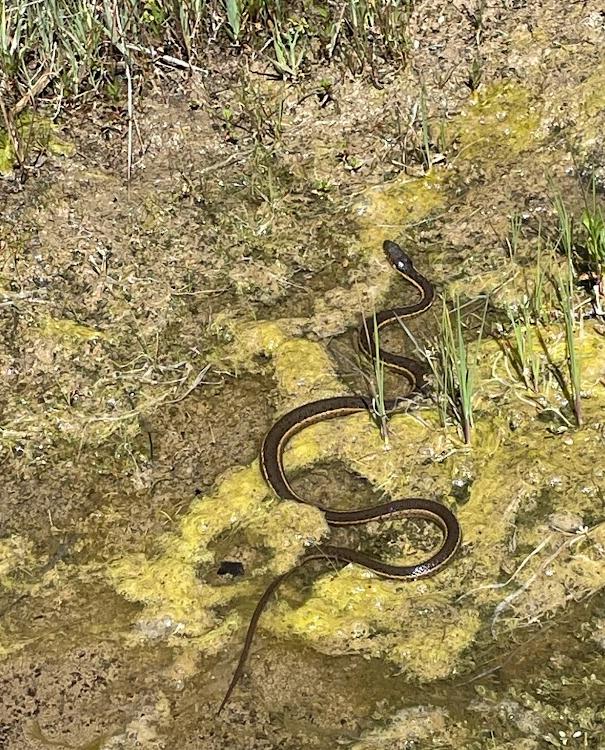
[3,1,605,748]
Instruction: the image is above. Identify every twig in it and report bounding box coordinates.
[125,43,205,73]
[490,522,602,636]
[456,535,553,603]
[12,72,55,117]
[166,364,215,404]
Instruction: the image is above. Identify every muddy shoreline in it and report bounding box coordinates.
[2,1,605,748]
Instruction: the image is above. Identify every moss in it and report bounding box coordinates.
[351,705,468,749]
[0,535,35,581]
[273,338,345,406]
[38,316,108,346]
[0,116,73,175]
[576,61,605,120]
[355,82,541,258]
[455,82,541,162]
[0,537,38,658]
[0,131,12,173]
[357,169,447,248]
[108,459,327,653]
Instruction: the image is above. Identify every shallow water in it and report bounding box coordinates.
[2,2,605,747]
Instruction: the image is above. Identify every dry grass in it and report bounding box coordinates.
[1,0,413,168]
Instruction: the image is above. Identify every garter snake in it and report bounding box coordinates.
[218,240,461,713]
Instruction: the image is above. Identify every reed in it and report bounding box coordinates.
[501,300,543,393]
[369,314,390,446]
[425,295,487,444]
[505,211,523,259]
[555,242,583,426]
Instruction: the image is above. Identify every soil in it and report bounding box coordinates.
[2,1,605,749]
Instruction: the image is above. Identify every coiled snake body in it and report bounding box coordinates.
[218,240,461,713]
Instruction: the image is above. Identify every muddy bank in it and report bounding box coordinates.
[2,1,605,748]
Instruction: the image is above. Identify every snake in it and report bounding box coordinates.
[218,240,462,713]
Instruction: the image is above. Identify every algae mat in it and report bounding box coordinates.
[3,1,605,748]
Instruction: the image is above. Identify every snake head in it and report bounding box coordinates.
[383,240,415,274]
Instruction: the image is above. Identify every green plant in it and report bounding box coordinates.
[466,54,483,92]
[419,86,432,172]
[425,295,487,444]
[580,179,605,314]
[369,314,389,446]
[505,212,523,259]
[552,190,574,257]
[271,22,306,80]
[529,231,548,319]
[500,300,543,393]
[225,0,241,43]
[554,241,583,426]
[552,181,605,316]
[329,0,410,76]
[500,235,583,426]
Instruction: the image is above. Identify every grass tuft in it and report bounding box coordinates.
[505,211,523,259]
[425,295,488,444]
[0,0,413,167]
[498,232,584,427]
[552,181,605,316]
[369,313,389,447]
[500,299,543,393]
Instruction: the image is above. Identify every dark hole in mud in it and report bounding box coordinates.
[217,560,245,577]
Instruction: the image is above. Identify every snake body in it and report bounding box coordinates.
[218,240,461,713]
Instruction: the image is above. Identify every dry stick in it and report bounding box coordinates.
[12,71,55,117]
[165,364,215,404]
[490,522,602,636]
[456,535,554,603]
[125,43,205,72]
[125,61,133,186]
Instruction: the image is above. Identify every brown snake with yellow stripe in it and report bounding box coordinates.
[218,240,461,713]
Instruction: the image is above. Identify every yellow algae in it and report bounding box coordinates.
[212,318,288,367]
[336,410,440,492]
[571,60,605,121]
[273,338,345,408]
[391,609,480,680]
[109,464,270,630]
[108,460,327,645]
[38,316,107,345]
[355,82,540,254]
[279,408,433,500]
[0,131,12,174]
[455,82,541,161]
[0,630,28,660]
[0,535,35,581]
[174,465,269,564]
[235,319,288,356]
[351,705,469,750]
[245,500,328,575]
[358,170,447,248]
[269,562,477,678]
[0,116,73,175]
